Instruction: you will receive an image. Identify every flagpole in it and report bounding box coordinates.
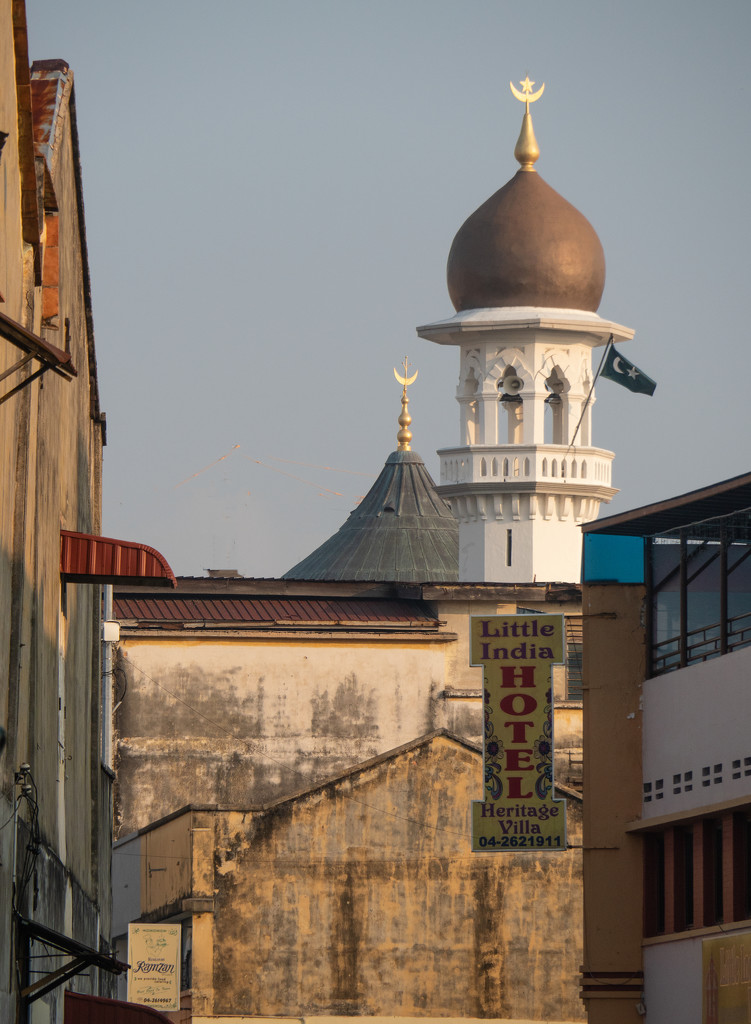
[563,334,613,461]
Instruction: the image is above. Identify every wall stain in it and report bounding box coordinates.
[473,870,506,1018]
[329,866,362,1007]
[311,673,378,738]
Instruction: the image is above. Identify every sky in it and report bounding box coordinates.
[25,0,751,578]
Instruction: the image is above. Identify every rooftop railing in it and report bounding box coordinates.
[652,609,751,675]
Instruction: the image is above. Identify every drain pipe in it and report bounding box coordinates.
[101,585,119,769]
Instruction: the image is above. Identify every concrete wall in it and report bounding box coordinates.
[643,935,703,1024]
[581,583,646,1024]
[0,18,109,1020]
[0,7,29,1014]
[642,644,751,819]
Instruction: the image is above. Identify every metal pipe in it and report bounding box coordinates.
[679,532,688,668]
[720,527,728,656]
[645,537,654,679]
[102,585,114,768]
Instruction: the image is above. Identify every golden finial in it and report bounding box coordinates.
[510,74,545,171]
[393,357,418,452]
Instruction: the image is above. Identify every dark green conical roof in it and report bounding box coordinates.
[283,450,458,583]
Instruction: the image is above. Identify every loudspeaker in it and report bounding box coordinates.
[501,375,524,395]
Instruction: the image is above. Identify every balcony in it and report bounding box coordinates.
[437,444,614,489]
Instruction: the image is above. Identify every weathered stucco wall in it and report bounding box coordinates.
[113,588,584,1020]
[0,7,30,1012]
[16,63,104,916]
[0,30,109,1021]
[115,637,449,833]
[139,736,583,1021]
[115,595,583,836]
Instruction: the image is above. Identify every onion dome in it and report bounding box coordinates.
[447,81,605,313]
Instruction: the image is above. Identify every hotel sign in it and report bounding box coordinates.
[470,614,566,852]
[127,923,181,1011]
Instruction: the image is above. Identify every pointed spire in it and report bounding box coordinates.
[510,75,545,171]
[393,357,418,451]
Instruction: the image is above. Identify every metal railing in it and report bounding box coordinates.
[652,609,751,675]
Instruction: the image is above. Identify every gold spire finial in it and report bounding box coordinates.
[510,75,544,171]
[393,357,418,452]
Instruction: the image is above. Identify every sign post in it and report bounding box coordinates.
[470,614,567,852]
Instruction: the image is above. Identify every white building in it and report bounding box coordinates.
[581,472,751,1023]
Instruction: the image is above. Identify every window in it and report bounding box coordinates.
[650,510,751,676]
[565,616,583,700]
[643,811,751,936]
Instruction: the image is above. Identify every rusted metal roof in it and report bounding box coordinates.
[31,63,67,154]
[65,991,173,1023]
[61,531,176,588]
[284,450,459,583]
[114,593,440,628]
[30,60,71,202]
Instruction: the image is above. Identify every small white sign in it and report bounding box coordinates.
[127,923,180,1012]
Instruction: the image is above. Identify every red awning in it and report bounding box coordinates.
[61,531,176,589]
[65,991,174,1023]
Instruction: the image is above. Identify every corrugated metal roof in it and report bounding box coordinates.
[283,450,459,582]
[61,531,176,588]
[581,471,751,538]
[114,593,440,628]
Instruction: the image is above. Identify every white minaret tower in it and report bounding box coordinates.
[418,78,634,583]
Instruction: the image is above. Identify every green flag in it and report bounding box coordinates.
[600,344,656,396]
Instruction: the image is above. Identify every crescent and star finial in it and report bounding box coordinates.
[393,357,418,451]
[510,74,544,171]
[509,75,545,112]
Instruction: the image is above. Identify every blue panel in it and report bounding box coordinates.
[582,533,645,584]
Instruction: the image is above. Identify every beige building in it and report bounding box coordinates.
[0,6,175,1021]
[0,17,112,1019]
[112,572,585,1022]
[113,577,584,833]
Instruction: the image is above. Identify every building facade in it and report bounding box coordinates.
[0,7,176,1020]
[115,734,583,1024]
[0,16,115,1018]
[112,576,585,1022]
[580,473,751,1022]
